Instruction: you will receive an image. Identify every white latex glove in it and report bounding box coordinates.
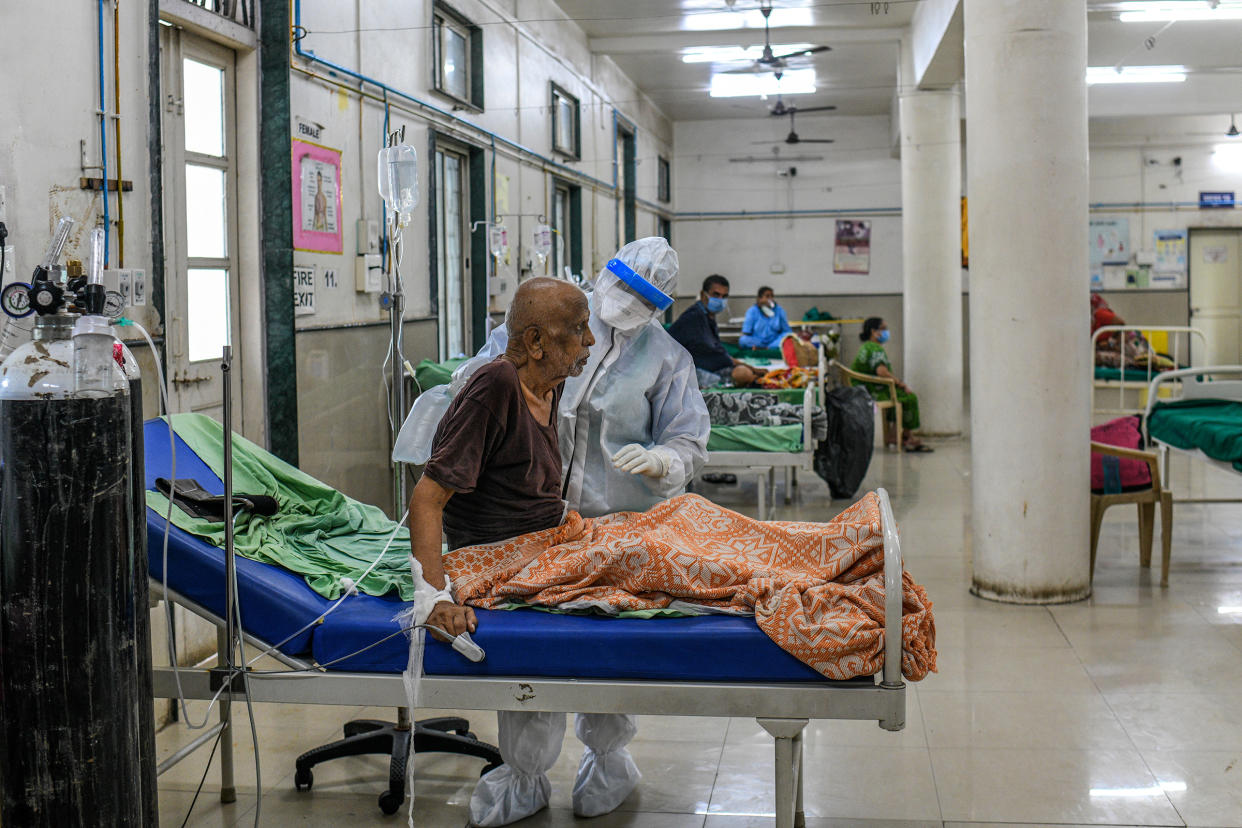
[611,443,669,478]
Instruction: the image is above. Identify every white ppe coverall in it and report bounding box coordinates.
[393,237,709,825]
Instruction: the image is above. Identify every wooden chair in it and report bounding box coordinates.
[1089,441,1174,587]
[830,359,903,453]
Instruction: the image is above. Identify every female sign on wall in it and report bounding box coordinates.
[292,138,343,254]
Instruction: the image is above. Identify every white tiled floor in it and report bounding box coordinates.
[157,441,1242,827]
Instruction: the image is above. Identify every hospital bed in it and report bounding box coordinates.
[144,418,907,827]
[697,373,818,520]
[1092,325,1204,419]
[1143,365,1242,505]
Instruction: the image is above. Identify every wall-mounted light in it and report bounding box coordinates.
[1086,65,1187,84]
[1211,143,1242,173]
[710,68,816,98]
[1118,1,1242,21]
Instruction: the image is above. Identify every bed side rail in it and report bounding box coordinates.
[875,488,902,690]
[1143,365,1242,441]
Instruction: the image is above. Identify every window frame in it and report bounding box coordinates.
[432,3,483,111]
[550,82,581,160]
[657,155,671,203]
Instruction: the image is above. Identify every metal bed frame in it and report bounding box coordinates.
[1092,325,1205,418]
[150,488,908,828]
[1142,365,1242,505]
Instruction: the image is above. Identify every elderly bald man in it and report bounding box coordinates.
[409,277,595,639]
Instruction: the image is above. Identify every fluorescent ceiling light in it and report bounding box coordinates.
[1086,65,1187,84]
[709,68,816,98]
[685,8,814,31]
[682,44,815,64]
[1217,606,1242,614]
[1212,143,1242,172]
[1090,781,1187,797]
[1118,1,1242,21]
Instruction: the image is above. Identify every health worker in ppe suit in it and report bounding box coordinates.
[393,236,709,826]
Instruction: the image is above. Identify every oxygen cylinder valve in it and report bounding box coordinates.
[27,280,64,315]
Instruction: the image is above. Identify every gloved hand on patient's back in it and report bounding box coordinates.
[611,444,669,478]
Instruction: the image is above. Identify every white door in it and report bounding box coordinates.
[161,30,242,418]
[1189,229,1242,366]
[435,146,470,358]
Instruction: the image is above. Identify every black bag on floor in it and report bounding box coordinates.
[814,386,876,499]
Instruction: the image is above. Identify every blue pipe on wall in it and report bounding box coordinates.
[293,0,616,194]
[97,0,111,265]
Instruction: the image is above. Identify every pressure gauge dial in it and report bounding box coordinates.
[1,282,34,318]
[102,290,126,319]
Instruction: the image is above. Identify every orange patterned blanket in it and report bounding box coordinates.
[445,492,936,681]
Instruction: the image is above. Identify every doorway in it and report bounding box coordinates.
[159,29,242,419]
[616,121,636,245]
[1189,228,1242,366]
[434,144,470,358]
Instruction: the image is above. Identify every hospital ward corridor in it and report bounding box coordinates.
[4,0,1242,827]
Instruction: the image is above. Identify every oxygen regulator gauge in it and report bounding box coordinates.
[1,282,34,318]
[102,290,126,319]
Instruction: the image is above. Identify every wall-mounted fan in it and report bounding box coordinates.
[720,2,830,79]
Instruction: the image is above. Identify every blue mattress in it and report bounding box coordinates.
[143,418,827,682]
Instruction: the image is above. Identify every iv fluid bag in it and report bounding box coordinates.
[533,224,552,263]
[488,224,509,258]
[378,144,419,227]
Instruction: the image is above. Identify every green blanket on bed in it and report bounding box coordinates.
[707,423,803,453]
[1147,399,1242,473]
[146,414,413,600]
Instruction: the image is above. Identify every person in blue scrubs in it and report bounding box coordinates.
[739,285,792,350]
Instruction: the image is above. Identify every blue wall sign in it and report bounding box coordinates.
[1200,191,1236,208]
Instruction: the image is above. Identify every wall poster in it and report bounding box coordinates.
[1089,217,1129,267]
[292,138,343,254]
[1152,229,1187,288]
[833,219,871,275]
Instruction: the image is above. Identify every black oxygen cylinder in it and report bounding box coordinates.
[122,347,160,826]
[0,392,148,825]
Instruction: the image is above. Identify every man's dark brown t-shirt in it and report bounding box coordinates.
[424,357,565,550]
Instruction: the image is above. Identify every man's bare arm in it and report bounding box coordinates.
[409,475,477,639]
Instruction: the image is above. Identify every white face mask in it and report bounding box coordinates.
[760,304,775,318]
[598,285,654,333]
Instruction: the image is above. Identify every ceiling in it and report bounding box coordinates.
[549,0,1242,123]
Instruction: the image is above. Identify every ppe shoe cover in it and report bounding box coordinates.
[469,711,566,826]
[571,713,640,817]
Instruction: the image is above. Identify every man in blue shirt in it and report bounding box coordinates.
[668,274,758,387]
[739,285,792,350]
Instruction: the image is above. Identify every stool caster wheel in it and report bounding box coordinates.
[378,789,403,815]
[294,767,313,792]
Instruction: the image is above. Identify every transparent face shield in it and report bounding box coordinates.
[597,258,674,333]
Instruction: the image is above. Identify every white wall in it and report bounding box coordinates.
[0,0,160,339]
[671,113,902,298]
[290,0,673,331]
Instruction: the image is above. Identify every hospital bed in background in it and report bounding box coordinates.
[696,366,819,519]
[1092,325,1204,419]
[144,418,908,828]
[1143,365,1242,506]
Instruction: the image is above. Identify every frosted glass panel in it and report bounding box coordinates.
[187,268,230,362]
[185,164,227,258]
[442,153,465,356]
[183,58,224,157]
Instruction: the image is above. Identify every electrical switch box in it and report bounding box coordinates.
[356,219,380,255]
[356,253,382,293]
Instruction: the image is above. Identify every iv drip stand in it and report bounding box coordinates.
[385,128,407,520]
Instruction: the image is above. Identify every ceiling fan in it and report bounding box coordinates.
[721,2,830,79]
[768,96,836,118]
[756,109,835,145]
[1187,113,1241,137]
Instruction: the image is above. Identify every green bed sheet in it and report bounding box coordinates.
[415,357,469,391]
[1147,399,1242,473]
[1094,366,1180,383]
[707,423,803,453]
[724,342,783,360]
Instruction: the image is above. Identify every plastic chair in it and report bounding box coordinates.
[1089,441,1174,587]
[830,360,903,453]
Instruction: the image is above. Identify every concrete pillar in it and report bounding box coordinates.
[965,0,1091,603]
[899,40,963,436]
